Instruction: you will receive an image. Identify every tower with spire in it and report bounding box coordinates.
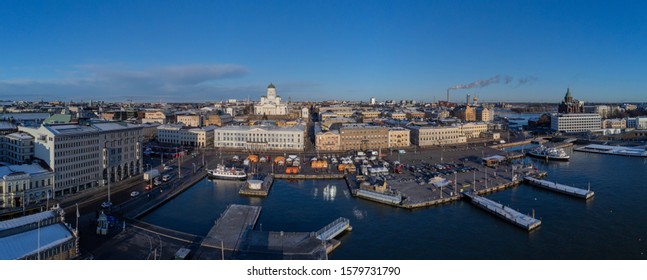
[558,88,584,113]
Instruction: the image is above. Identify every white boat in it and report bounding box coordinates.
[207,164,247,180]
[527,145,570,161]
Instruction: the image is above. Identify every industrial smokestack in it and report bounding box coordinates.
[467,94,471,106]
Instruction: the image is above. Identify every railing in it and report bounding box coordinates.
[315,217,349,241]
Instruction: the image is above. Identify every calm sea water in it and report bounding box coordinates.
[142,149,647,259]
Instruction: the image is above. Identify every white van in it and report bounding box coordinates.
[162,174,171,182]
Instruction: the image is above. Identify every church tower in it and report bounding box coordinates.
[267,83,276,99]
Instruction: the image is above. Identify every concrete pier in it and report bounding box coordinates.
[524,177,594,199]
[201,204,261,251]
[463,192,541,231]
[239,175,274,197]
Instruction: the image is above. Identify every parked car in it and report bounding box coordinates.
[130,191,140,197]
[101,201,113,208]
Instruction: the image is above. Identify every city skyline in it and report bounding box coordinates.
[1,1,646,103]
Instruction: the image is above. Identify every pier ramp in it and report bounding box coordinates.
[463,192,541,231]
[524,177,594,199]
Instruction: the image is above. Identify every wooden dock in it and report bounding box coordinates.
[463,192,541,231]
[524,177,594,199]
[239,175,274,197]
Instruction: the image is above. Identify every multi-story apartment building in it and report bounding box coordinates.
[338,124,389,151]
[214,124,304,151]
[0,163,54,208]
[176,114,203,127]
[409,126,467,146]
[157,124,216,148]
[602,119,626,129]
[388,127,410,148]
[453,106,476,122]
[459,122,488,138]
[141,110,167,124]
[20,122,143,198]
[475,107,493,122]
[315,130,341,151]
[388,112,407,120]
[551,113,602,133]
[2,132,34,164]
[361,111,381,122]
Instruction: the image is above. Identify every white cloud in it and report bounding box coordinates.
[0,64,252,101]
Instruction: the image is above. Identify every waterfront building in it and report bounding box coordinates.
[19,122,144,197]
[204,113,233,127]
[550,113,602,133]
[558,88,585,113]
[175,114,203,127]
[475,107,493,122]
[315,124,341,151]
[0,207,78,260]
[388,127,410,148]
[338,124,389,151]
[254,83,288,116]
[214,124,304,151]
[157,124,216,148]
[453,106,476,122]
[409,126,466,147]
[0,163,54,208]
[459,122,488,138]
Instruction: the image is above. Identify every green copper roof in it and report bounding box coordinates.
[565,88,572,98]
[44,114,72,124]
[268,83,275,89]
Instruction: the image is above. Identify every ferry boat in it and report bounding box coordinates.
[207,164,247,180]
[527,145,570,161]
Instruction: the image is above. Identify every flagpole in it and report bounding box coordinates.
[37,220,41,260]
[76,203,80,234]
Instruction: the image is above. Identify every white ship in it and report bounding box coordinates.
[527,145,570,161]
[207,164,247,180]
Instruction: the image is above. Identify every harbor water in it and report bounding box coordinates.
[142,149,647,259]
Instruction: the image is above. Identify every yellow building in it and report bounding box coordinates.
[460,122,488,138]
[176,114,202,127]
[339,124,389,151]
[388,127,410,148]
[204,114,233,127]
[453,106,476,122]
[315,130,341,151]
[410,126,466,146]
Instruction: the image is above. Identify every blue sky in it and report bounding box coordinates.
[0,0,645,103]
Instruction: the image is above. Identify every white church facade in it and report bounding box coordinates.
[254,83,288,116]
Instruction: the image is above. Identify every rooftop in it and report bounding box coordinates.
[0,223,74,259]
[0,163,52,178]
[0,210,56,231]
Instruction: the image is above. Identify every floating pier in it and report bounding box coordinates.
[524,177,594,199]
[575,144,647,157]
[463,192,541,231]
